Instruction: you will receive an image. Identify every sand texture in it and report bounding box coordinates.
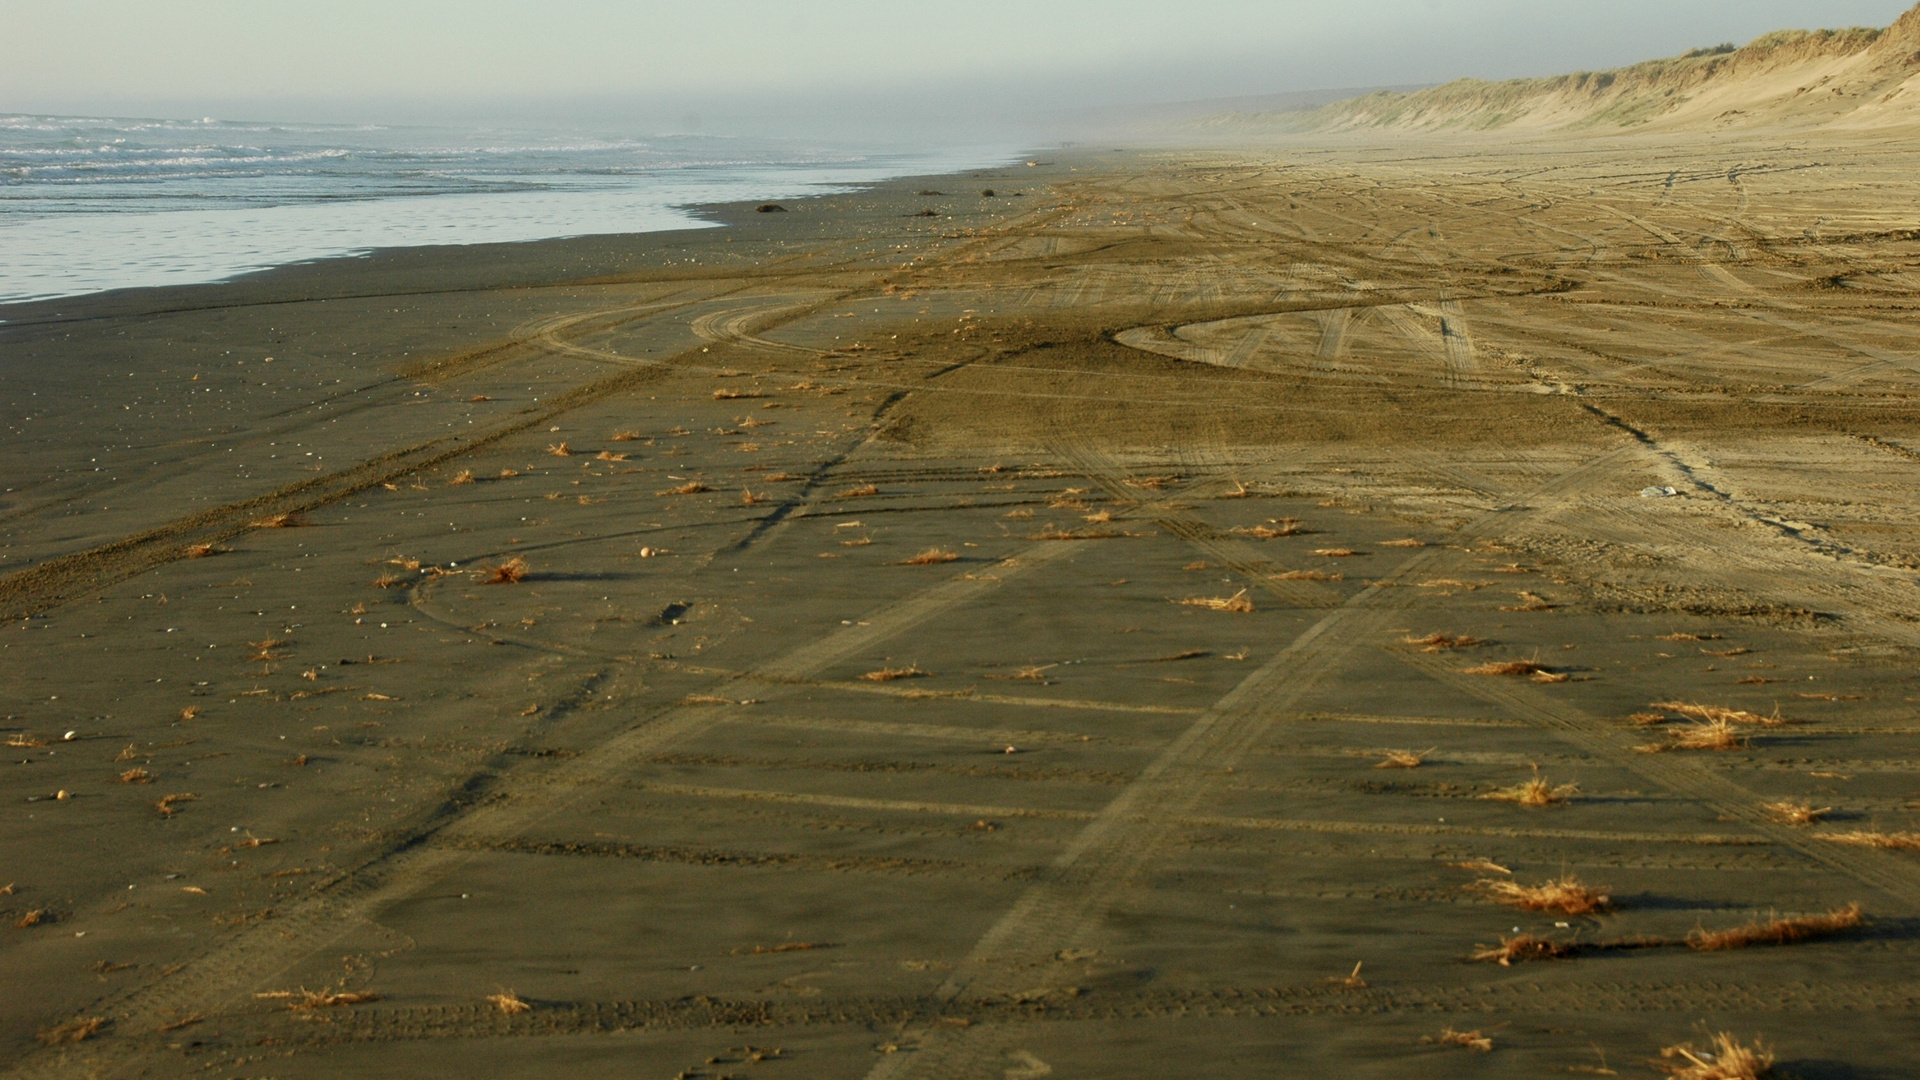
[6,136,1920,1077]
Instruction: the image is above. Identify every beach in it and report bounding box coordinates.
[5,138,1920,1077]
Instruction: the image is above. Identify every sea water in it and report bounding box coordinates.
[0,115,1015,304]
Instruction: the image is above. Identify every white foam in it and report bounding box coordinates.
[0,118,1016,303]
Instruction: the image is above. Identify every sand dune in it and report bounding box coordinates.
[1200,2,1920,136]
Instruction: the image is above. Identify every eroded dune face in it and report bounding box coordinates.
[1199,2,1920,136]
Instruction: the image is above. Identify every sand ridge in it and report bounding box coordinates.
[1199,2,1920,137]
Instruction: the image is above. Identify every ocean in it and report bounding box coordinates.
[0,115,1016,305]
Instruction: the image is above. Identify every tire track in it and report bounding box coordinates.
[1563,405,1920,650]
[0,291,804,625]
[157,977,1920,1049]
[863,446,1639,1079]
[0,541,1097,1080]
[1396,650,1920,910]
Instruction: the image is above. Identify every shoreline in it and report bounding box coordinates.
[0,151,1032,317]
[0,153,1085,581]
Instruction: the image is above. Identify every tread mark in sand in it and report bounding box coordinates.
[176,976,1920,1046]
[1398,649,1920,909]
[0,536,1094,1080]
[864,447,1641,1079]
[0,290,851,626]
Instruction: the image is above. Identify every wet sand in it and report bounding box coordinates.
[5,138,1920,1078]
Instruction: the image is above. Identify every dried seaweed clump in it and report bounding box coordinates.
[1427,1027,1493,1052]
[1478,873,1612,915]
[1230,521,1302,539]
[1501,590,1556,611]
[1688,904,1863,951]
[900,549,961,565]
[1820,830,1920,850]
[1470,934,1578,966]
[860,666,930,682]
[1480,777,1578,806]
[250,511,307,529]
[478,557,529,585]
[1650,701,1784,726]
[1175,589,1254,613]
[1641,719,1746,753]
[255,988,380,1010]
[37,1017,105,1045]
[487,989,532,1015]
[1760,800,1830,825]
[1405,632,1483,652]
[1464,659,1563,682]
[1657,1032,1775,1079]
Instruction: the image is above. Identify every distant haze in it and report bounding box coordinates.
[5,0,1915,138]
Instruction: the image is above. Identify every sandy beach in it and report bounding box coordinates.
[5,137,1920,1077]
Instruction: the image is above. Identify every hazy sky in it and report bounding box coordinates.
[4,0,1914,132]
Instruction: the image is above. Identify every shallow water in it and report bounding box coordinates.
[0,115,1014,303]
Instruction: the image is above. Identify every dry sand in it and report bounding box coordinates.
[5,133,1920,1077]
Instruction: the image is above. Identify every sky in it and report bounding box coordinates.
[3,0,1915,135]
